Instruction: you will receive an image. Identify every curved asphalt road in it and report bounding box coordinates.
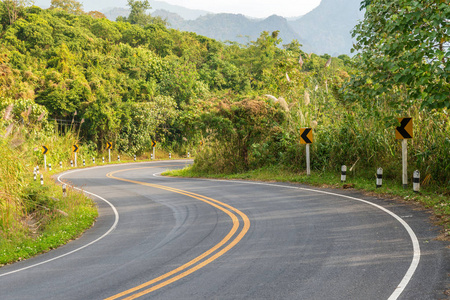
[0,161,448,299]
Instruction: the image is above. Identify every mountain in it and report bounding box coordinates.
[100,0,364,55]
[168,13,305,47]
[289,0,365,56]
[102,0,209,21]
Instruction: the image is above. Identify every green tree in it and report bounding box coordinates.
[127,0,150,25]
[119,0,167,27]
[50,0,84,15]
[197,98,287,173]
[347,0,450,110]
[1,0,32,25]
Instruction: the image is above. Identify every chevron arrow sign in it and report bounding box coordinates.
[395,118,413,139]
[300,128,313,144]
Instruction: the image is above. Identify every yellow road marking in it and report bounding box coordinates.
[104,167,250,300]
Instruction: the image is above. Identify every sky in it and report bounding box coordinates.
[160,0,322,18]
[33,0,322,19]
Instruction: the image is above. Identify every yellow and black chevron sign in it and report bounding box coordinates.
[395,118,413,139]
[300,128,313,144]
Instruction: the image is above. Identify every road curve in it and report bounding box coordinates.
[0,161,448,299]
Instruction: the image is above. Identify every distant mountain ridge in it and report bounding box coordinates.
[101,0,365,55]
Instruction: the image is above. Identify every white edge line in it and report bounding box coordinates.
[0,169,119,278]
[169,177,421,300]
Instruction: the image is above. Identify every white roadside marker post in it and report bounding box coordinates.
[102,157,105,164]
[33,169,37,181]
[169,153,171,159]
[93,157,95,165]
[341,165,347,182]
[413,170,420,193]
[40,174,44,186]
[83,159,85,166]
[376,168,383,188]
[134,155,136,161]
[117,155,120,162]
[70,160,73,168]
[62,184,67,197]
[60,161,62,168]
[49,163,52,171]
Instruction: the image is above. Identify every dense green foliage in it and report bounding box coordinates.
[348,0,450,110]
[0,1,448,184]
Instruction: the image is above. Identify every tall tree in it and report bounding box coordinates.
[347,0,449,110]
[126,0,151,26]
[50,0,84,15]
[1,0,32,25]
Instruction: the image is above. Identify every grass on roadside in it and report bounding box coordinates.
[0,172,97,266]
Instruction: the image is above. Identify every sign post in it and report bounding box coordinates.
[152,141,156,160]
[106,142,112,163]
[395,117,413,189]
[72,144,79,167]
[300,128,313,176]
[42,146,48,171]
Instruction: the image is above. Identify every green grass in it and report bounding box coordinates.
[0,175,97,266]
[164,165,450,234]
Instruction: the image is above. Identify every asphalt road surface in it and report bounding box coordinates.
[0,161,448,299]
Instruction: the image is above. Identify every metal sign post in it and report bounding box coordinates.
[42,146,48,171]
[395,118,413,189]
[72,145,79,167]
[152,141,156,160]
[300,128,313,176]
[106,142,112,163]
[306,144,310,176]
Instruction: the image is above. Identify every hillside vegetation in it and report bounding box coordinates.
[0,0,449,262]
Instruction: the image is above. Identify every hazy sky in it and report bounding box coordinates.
[34,0,322,19]
[161,0,322,18]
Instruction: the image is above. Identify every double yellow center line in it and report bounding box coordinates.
[104,167,250,299]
